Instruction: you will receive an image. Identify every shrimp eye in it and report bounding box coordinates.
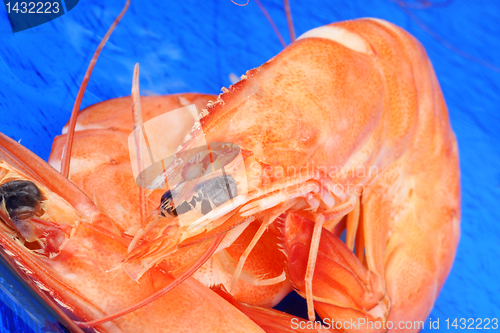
[198,175,237,208]
[0,180,71,258]
[160,175,237,217]
[160,190,178,217]
[160,190,196,217]
[0,180,43,220]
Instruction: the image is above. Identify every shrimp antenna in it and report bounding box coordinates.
[283,0,296,42]
[131,63,150,225]
[60,0,131,178]
[254,0,287,48]
[74,233,225,328]
[396,0,500,74]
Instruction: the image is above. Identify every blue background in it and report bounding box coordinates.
[0,0,499,331]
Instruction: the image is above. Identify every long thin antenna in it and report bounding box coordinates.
[254,0,287,48]
[75,233,224,327]
[392,0,455,9]
[131,64,149,225]
[396,0,500,74]
[61,0,131,178]
[283,0,296,42]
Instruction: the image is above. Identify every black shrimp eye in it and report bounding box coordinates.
[160,190,173,203]
[0,180,43,220]
[160,188,199,217]
[199,175,237,208]
[160,190,177,217]
[160,175,237,217]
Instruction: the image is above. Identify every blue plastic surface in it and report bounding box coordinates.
[0,256,70,333]
[0,0,499,332]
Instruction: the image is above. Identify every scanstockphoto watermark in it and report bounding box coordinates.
[291,318,426,330]
[246,160,380,197]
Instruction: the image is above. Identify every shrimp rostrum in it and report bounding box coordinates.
[125,18,460,331]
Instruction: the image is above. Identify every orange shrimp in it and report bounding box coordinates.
[90,18,458,332]
[39,1,459,331]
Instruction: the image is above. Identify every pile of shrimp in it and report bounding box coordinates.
[0,1,460,332]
